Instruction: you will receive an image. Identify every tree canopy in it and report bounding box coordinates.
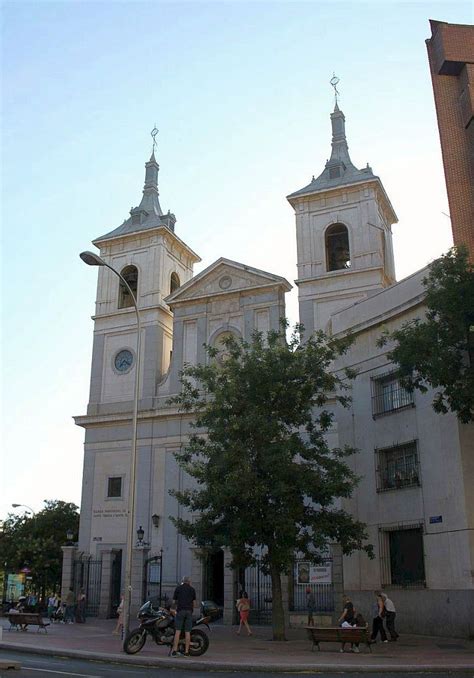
[378,246,474,423]
[170,324,373,639]
[0,500,79,599]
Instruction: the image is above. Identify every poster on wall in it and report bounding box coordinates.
[7,574,25,601]
[296,561,332,584]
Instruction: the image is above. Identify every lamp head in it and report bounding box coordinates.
[80,251,105,267]
[137,526,145,543]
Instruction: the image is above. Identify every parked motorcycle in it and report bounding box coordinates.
[123,600,211,656]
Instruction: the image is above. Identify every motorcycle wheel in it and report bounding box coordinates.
[188,629,209,656]
[123,628,147,654]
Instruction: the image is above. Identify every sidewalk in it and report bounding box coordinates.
[1,617,474,673]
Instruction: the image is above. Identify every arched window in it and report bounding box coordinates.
[118,265,138,309]
[170,272,180,294]
[325,223,351,271]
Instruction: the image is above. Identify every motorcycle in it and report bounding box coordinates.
[123,600,211,656]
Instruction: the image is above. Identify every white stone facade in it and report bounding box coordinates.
[70,107,473,636]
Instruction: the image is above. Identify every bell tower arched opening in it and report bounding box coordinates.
[118,265,138,308]
[325,223,351,271]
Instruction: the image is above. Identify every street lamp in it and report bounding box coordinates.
[80,250,142,640]
[11,504,36,516]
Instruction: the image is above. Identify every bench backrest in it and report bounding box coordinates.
[8,613,43,624]
[308,626,368,642]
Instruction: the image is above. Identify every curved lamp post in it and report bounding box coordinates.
[11,504,36,516]
[80,250,142,640]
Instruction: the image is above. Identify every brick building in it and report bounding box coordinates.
[426,20,474,258]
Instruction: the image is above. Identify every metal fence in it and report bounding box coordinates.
[242,561,273,625]
[289,559,334,612]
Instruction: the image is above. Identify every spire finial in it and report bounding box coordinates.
[330,73,340,106]
[151,125,159,154]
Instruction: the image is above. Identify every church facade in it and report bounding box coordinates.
[67,102,474,637]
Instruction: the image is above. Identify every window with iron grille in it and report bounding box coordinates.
[372,372,414,416]
[107,476,122,498]
[375,441,420,492]
[379,524,426,588]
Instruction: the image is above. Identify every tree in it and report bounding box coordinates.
[378,246,474,423]
[170,324,373,640]
[0,500,79,600]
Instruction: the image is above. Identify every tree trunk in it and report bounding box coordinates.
[269,561,286,641]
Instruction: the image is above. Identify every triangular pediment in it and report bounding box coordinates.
[165,258,291,306]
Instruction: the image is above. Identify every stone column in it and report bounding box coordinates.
[222,549,236,626]
[331,544,344,624]
[130,547,150,617]
[61,546,77,601]
[98,549,115,619]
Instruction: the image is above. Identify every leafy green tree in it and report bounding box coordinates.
[0,500,79,600]
[170,325,373,640]
[378,247,474,423]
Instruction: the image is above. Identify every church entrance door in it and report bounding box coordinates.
[204,549,224,606]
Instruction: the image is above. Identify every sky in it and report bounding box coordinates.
[1,0,472,521]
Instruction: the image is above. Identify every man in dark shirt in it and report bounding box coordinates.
[171,576,196,657]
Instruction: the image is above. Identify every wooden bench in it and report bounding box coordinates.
[306,626,372,652]
[8,613,50,633]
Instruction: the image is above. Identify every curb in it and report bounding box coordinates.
[1,642,474,673]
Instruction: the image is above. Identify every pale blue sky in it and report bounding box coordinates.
[2,0,472,519]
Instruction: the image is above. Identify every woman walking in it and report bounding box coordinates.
[236,591,252,636]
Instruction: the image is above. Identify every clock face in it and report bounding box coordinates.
[114,349,134,373]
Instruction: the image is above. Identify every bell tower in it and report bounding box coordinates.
[86,137,201,415]
[287,97,397,334]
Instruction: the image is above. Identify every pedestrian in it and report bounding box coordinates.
[113,594,124,635]
[338,594,355,626]
[380,592,399,641]
[64,587,75,623]
[306,586,316,626]
[370,591,388,643]
[170,576,196,657]
[47,593,59,621]
[236,591,252,636]
[338,594,356,653]
[75,589,86,623]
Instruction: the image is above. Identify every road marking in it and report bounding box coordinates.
[22,668,101,677]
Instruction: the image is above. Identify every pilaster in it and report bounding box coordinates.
[130,547,150,617]
[222,548,236,626]
[61,546,77,601]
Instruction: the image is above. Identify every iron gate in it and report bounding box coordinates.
[240,560,273,625]
[73,555,102,617]
[143,552,163,605]
[109,550,122,617]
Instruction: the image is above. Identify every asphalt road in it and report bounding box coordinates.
[1,650,473,678]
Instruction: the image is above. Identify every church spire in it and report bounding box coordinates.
[135,150,163,216]
[327,103,356,172]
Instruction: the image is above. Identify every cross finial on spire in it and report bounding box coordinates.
[151,125,159,153]
[330,73,340,106]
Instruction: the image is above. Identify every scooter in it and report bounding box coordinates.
[123,600,211,656]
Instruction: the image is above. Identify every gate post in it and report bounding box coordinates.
[331,544,344,623]
[130,547,150,618]
[222,548,236,626]
[61,545,77,602]
[98,549,115,619]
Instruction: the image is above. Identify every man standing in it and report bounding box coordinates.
[64,588,75,624]
[170,576,196,657]
[381,592,399,641]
